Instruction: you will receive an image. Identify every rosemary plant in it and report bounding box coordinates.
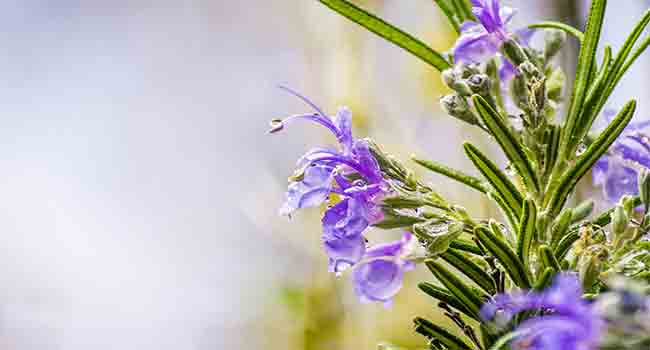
[270,1,650,349]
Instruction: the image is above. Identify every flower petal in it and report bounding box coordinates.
[353,259,404,304]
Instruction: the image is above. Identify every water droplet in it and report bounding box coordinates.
[268,118,284,133]
[576,142,587,156]
[504,163,515,176]
[334,261,352,276]
[427,222,449,235]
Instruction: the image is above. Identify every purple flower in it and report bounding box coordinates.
[452,0,533,82]
[482,274,604,350]
[593,109,650,202]
[271,86,389,274]
[352,232,416,306]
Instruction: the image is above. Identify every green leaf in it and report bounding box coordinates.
[557,0,607,160]
[433,0,461,33]
[475,226,531,289]
[605,10,650,88]
[579,45,612,126]
[464,142,523,218]
[450,239,483,256]
[441,249,497,294]
[412,156,488,194]
[575,10,650,145]
[534,267,555,291]
[488,191,519,232]
[418,282,473,317]
[426,260,487,319]
[414,317,473,350]
[528,22,584,41]
[539,244,562,272]
[517,199,537,269]
[554,231,580,261]
[472,95,539,193]
[449,0,474,22]
[617,35,650,81]
[319,0,451,71]
[543,124,561,177]
[546,100,636,217]
[488,331,524,350]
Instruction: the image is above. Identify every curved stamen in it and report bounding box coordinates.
[278,85,328,117]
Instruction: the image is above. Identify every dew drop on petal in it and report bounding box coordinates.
[268,118,284,133]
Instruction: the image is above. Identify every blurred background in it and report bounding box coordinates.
[0,1,647,349]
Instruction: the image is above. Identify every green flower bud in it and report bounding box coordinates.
[466,74,491,95]
[456,63,481,79]
[546,67,565,101]
[441,68,457,88]
[502,39,528,66]
[519,61,542,81]
[638,168,650,211]
[441,68,472,96]
[413,220,463,256]
[572,199,595,222]
[440,94,478,125]
[620,194,636,214]
[578,245,608,290]
[612,204,630,239]
[544,29,566,61]
[510,75,528,110]
[529,79,546,115]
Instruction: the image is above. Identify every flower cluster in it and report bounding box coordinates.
[482,274,604,350]
[272,0,650,348]
[271,87,415,305]
[593,110,650,203]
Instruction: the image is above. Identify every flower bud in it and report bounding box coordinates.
[519,61,541,81]
[620,195,636,214]
[544,29,566,61]
[529,79,546,115]
[456,63,481,79]
[502,39,528,66]
[441,68,457,88]
[413,220,463,256]
[578,245,608,290]
[546,67,565,101]
[510,75,528,110]
[467,74,491,95]
[612,204,630,239]
[440,94,478,125]
[441,69,472,96]
[638,168,650,211]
